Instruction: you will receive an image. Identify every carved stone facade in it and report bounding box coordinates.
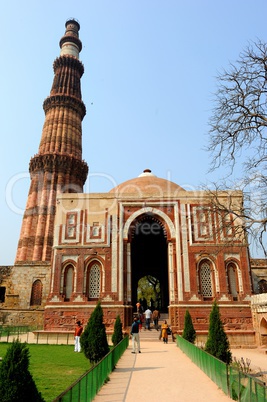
[251,294,267,347]
[41,175,255,345]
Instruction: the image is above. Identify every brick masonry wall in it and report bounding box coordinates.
[0,264,51,327]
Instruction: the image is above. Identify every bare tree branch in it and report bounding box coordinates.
[206,39,267,256]
[207,40,267,172]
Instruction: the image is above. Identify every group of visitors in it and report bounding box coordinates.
[73,304,171,355]
[130,302,171,353]
[136,302,161,331]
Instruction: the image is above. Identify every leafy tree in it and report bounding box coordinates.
[205,300,232,364]
[112,315,123,346]
[80,301,109,364]
[182,310,196,344]
[137,275,160,307]
[0,339,44,402]
[207,40,267,256]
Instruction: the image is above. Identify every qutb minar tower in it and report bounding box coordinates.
[15,19,88,263]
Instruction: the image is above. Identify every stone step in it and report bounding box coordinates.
[138,316,172,342]
[130,313,171,342]
[139,327,161,342]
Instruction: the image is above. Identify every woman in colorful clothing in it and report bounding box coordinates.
[161,320,169,344]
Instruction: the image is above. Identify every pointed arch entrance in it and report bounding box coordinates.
[129,213,169,312]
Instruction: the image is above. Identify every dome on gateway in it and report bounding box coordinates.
[109,169,184,196]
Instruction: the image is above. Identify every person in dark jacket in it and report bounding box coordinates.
[130,317,141,354]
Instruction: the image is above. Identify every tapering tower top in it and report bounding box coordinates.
[59,19,82,58]
[15,19,88,264]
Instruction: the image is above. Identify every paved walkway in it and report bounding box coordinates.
[93,330,267,402]
[93,338,230,402]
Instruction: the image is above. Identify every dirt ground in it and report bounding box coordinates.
[231,347,267,383]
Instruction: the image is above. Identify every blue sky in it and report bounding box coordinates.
[1,0,267,265]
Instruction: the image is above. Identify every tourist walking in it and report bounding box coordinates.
[144,307,152,330]
[136,301,144,330]
[161,320,169,343]
[130,317,141,353]
[152,309,160,330]
[74,320,83,352]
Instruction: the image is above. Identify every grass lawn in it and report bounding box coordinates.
[0,343,91,402]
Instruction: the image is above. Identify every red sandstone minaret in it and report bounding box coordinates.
[15,19,88,263]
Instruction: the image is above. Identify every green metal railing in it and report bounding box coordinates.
[229,367,267,402]
[53,335,129,402]
[177,335,267,402]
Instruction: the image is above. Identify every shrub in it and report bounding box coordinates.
[112,315,123,346]
[80,301,109,364]
[182,309,196,343]
[205,300,232,364]
[0,339,44,402]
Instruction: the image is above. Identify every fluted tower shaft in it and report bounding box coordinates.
[15,19,88,263]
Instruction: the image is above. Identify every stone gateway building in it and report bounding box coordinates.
[1,20,266,347]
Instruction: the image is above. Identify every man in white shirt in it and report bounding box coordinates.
[144,308,152,330]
